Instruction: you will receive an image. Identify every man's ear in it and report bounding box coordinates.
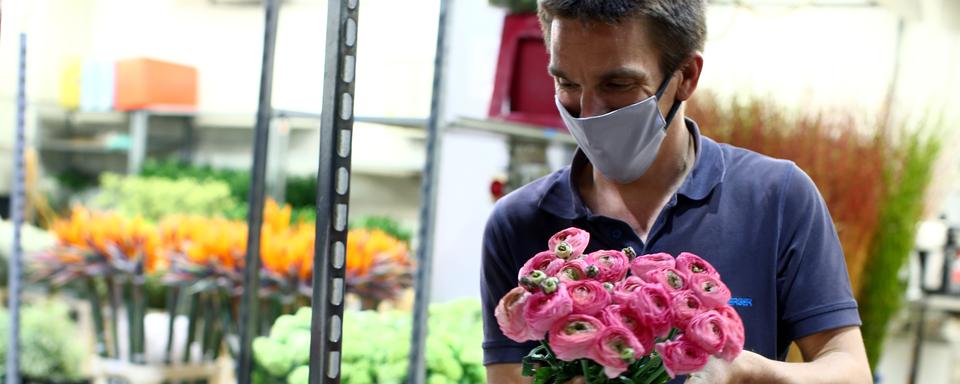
[676,52,704,102]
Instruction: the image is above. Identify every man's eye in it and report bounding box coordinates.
[605,82,633,90]
[556,79,578,89]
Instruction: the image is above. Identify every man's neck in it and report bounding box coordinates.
[578,118,697,242]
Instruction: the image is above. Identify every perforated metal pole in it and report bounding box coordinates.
[6,32,27,384]
[307,0,358,382]
[408,1,450,382]
[237,0,280,382]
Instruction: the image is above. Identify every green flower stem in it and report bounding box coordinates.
[106,276,121,358]
[183,291,200,364]
[201,292,215,361]
[85,278,108,357]
[193,292,214,384]
[218,290,237,359]
[164,285,180,364]
[132,272,146,364]
[581,359,591,384]
[122,276,135,362]
[638,358,667,384]
[210,293,224,360]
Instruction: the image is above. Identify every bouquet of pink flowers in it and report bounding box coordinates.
[495,227,744,383]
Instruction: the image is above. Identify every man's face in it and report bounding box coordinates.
[548,17,670,119]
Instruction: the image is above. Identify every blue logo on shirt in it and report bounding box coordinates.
[728,297,753,307]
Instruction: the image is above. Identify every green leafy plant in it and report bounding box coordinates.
[91,174,245,222]
[253,299,486,384]
[284,175,318,210]
[859,128,941,370]
[352,216,412,244]
[141,160,251,204]
[0,300,87,382]
[141,160,319,211]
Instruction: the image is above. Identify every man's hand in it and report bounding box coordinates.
[684,352,761,384]
[685,326,872,384]
[486,364,531,384]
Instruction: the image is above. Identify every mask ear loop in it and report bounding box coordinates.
[654,73,683,130]
[654,74,673,99]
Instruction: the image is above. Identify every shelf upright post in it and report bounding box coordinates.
[307,0,359,382]
[236,0,281,382]
[6,32,29,384]
[128,110,148,174]
[408,0,450,382]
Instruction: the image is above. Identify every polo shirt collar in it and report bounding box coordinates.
[538,118,726,220]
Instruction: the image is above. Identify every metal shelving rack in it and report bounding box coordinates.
[7,32,28,384]
[12,1,568,383]
[305,0,358,381]
[36,108,196,174]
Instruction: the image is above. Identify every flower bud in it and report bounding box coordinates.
[603,282,615,292]
[540,277,560,294]
[622,247,637,260]
[555,241,573,259]
[620,348,636,362]
[527,270,547,284]
[666,270,684,290]
[586,265,600,278]
[520,276,536,291]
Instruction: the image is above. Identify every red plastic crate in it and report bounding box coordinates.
[114,58,198,111]
[488,13,564,130]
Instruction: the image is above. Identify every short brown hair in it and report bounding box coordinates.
[538,0,707,77]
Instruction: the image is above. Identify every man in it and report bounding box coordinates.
[480,1,873,383]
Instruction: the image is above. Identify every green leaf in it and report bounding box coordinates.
[521,359,537,377]
[534,366,555,383]
[637,363,667,384]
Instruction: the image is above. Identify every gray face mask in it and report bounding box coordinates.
[555,76,681,184]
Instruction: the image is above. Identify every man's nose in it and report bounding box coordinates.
[578,91,609,118]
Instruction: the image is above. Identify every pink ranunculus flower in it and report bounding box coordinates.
[716,306,745,362]
[629,252,676,278]
[586,250,630,282]
[655,336,711,378]
[548,314,605,361]
[518,251,564,283]
[548,227,590,260]
[644,267,688,292]
[600,305,654,356]
[626,283,674,338]
[676,252,720,279]
[612,276,647,305]
[671,289,705,329]
[684,310,728,355]
[689,273,732,309]
[558,258,590,282]
[590,326,644,378]
[523,283,574,336]
[495,286,540,342]
[566,280,611,316]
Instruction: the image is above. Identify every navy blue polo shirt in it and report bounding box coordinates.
[480,118,861,372]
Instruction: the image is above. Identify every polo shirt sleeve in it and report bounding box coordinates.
[777,164,862,342]
[480,208,538,365]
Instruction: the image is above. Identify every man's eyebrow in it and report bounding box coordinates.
[599,68,648,82]
[547,67,650,82]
